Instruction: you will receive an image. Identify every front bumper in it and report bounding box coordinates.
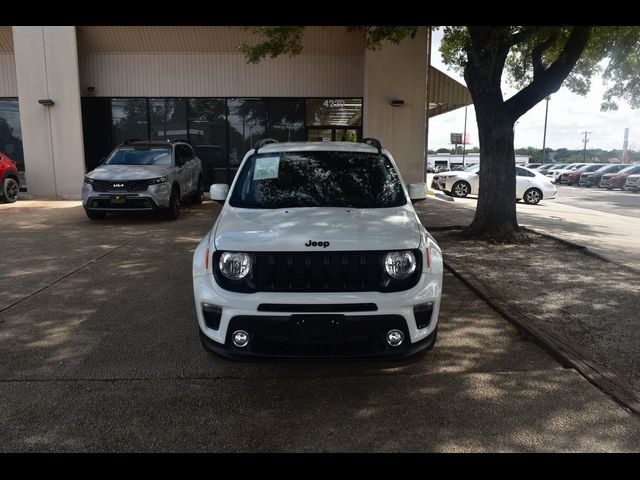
[199,314,438,359]
[82,183,172,212]
[193,257,442,359]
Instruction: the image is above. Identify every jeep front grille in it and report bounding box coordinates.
[213,250,422,293]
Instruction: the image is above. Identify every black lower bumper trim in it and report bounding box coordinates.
[85,195,159,213]
[199,314,437,360]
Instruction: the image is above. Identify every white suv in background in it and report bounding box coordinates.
[192,138,443,359]
[82,140,204,220]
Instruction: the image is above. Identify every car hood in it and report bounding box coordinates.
[213,205,422,252]
[86,165,174,180]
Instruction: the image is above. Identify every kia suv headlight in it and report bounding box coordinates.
[149,176,168,185]
[384,251,416,279]
[83,176,94,185]
[219,252,251,280]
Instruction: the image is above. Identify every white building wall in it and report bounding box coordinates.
[13,26,85,198]
[78,53,364,98]
[364,28,429,184]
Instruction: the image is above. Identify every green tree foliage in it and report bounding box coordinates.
[241,26,640,241]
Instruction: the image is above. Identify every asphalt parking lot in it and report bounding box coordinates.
[2,200,640,452]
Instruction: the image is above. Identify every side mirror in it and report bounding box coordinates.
[408,183,427,203]
[210,184,229,204]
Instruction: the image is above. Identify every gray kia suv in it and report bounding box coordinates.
[82,139,204,220]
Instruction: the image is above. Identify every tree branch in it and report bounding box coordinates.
[532,33,559,79]
[505,26,592,121]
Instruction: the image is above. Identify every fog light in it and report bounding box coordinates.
[386,329,404,347]
[232,330,249,348]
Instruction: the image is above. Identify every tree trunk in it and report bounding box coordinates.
[462,52,524,243]
[463,106,523,242]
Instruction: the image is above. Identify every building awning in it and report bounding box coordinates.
[427,66,472,118]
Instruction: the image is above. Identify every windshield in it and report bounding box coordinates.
[463,164,480,173]
[618,165,640,174]
[104,147,172,166]
[229,151,407,209]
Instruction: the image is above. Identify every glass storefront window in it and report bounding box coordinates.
[149,98,188,141]
[306,98,362,127]
[266,99,305,142]
[112,98,148,145]
[188,98,228,186]
[0,99,24,172]
[227,99,266,167]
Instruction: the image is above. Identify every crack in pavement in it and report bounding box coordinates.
[0,230,150,315]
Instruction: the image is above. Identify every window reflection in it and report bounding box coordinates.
[266,99,305,142]
[306,98,362,126]
[188,98,228,186]
[112,98,148,145]
[228,99,266,166]
[0,99,24,172]
[230,152,405,209]
[150,98,188,141]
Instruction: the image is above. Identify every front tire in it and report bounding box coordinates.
[451,181,470,198]
[85,210,106,220]
[523,188,542,205]
[1,177,19,203]
[163,187,181,220]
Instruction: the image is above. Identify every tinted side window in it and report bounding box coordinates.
[516,167,534,177]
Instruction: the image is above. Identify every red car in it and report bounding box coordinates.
[601,164,640,190]
[0,152,20,203]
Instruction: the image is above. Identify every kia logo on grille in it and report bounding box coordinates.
[113,183,124,188]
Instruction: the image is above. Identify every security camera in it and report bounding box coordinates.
[87,86,95,94]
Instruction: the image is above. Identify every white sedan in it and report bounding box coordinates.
[431,164,557,204]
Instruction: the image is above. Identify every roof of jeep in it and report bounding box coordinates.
[253,141,385,155]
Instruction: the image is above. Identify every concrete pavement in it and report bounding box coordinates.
[1,200,640,451]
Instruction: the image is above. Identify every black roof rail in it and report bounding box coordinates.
[254,138,279,153]
[361,137,382,154]
[122,138,144,145]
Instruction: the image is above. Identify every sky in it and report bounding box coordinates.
[428,29,639,152]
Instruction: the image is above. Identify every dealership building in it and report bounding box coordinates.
[0,26,471,198]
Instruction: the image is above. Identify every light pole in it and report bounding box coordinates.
[462,106,468,166]
[581,131,591,162]
[542,96,550,164]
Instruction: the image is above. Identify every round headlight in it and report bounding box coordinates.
[219,252,251,280]
[384,251,416,279]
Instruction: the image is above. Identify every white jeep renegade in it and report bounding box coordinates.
[192,139,443,359]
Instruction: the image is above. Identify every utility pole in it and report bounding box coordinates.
[581,131,591,162]
[623,128,630,163]
[542,96,550,164]
[462,106,468,166]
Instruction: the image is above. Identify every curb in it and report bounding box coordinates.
[440,244,640,417]
[426,189,454,202]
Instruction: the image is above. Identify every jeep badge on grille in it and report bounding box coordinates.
[305,240,330,248]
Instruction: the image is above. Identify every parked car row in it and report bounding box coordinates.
[526,162,640,191]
